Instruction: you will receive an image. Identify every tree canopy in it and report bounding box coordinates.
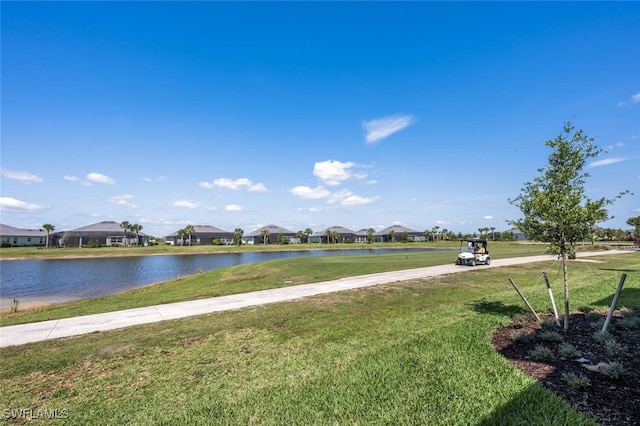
[508,122,629,329]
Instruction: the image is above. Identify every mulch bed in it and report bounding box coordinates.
[492,310,640,425]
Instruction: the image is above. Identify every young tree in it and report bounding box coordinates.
[41,223,55,249]
[508,122,628,329]
[367,228,375,244]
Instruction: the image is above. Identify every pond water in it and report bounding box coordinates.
[0,248,447,307]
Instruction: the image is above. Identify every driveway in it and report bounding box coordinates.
[0,251,630,347]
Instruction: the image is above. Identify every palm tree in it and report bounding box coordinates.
[130,224,143,246]
[389,230,396,243]
[233,228,244,246]
[184,225,195,246]
[296,230,304,244]
[177,228,186,246]
[41,223,55,249]
[120,221,131,247]
[304,228,313,244]
[367,228,375,244]
[324,229,333,244]
[260,229,270,245]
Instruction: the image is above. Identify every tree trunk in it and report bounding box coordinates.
[562,253,570,330]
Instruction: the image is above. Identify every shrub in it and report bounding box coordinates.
[593,329,613,344]
[604,340,628,358]
[529,344,554,362]
[597,361,626,379]
[1,242,12,248]
[562,372,591,389]
[540,330,564,343]
[511,313,533,329]
[617,315,640,330]
[87,239,101,248]
[509,330,531,344]
[558,342,582,359]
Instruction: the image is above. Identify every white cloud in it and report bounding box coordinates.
[225,204,243,211]
[86,172,115,185]
[632,92,640,103]
[172,200,199,209]
[483,215,494,220]
[142,176,167,183]
[290,185,331,199]
[65,173,114,185]
[313,160,360,186]
[0,168,43,184]
[200,177,268,192]
[327,189,380,206]
[362,114,415,144]
[108,194,139,208]
[588,157,625,168]
[0,196,48,212]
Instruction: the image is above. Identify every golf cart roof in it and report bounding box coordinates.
[461,238,487,243]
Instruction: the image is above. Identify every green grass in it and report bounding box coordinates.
[0,241,544,327]
[1,251,637,425]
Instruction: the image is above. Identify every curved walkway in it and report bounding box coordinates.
[0,251,631,348]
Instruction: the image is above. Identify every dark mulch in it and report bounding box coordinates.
[492,309,640,425]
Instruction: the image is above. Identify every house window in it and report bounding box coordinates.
[28,238,32,242]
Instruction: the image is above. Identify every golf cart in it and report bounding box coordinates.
[455,238,490,266]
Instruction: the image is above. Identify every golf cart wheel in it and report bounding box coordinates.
[485,257,490,265]
[470,259,476,266]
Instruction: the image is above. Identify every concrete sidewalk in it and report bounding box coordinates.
[0,251,630,347]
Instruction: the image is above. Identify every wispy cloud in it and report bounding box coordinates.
[65,172,115,185]
[290,185,331,199]
[172,200,199,209]
[87,172,115,185]
[588,157,625,168]
[225,204,243,212]
[200,177,267,192]
[0,196,48,212]
[142,176,167,183]
[0,168,43,184]
[313,160,364,186]
[107,194,139,208]
[327,189,380,206]
[632,92,640,103]
[362,114,415,144]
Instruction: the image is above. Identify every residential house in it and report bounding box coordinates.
[165,225,233,246]
[0,224,46,247]
[309,226,358,244]
[243,224,297,245]
[50,221,148,247]
[375,225,424,243]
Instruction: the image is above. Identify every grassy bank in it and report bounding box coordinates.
[1,252,637,425]
[1,242,545,327]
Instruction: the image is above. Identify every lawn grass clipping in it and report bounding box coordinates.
[3,253,636,424]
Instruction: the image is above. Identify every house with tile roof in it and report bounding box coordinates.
[309,226,358,244]
[0,224,46,246]
[50,221,148,247]
[243,224,297,245]
[375,225,425,242]
[165,225,234,246]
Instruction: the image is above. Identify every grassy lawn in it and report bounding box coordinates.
[1,242,546,327]
[1,250,637,424]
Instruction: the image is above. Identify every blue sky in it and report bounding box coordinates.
[1,2,639,238]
